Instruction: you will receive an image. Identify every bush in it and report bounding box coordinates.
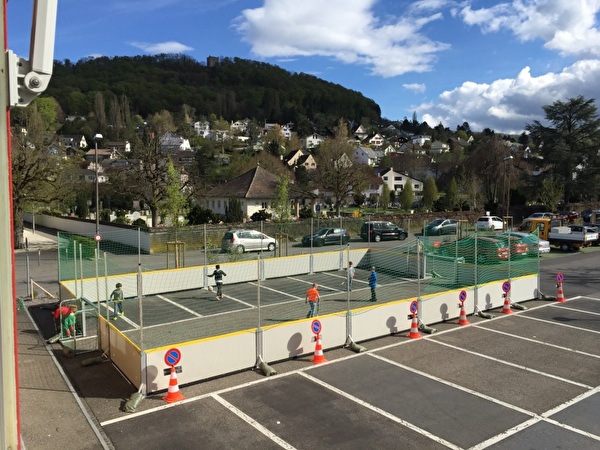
[250,209,272,222]
[188,205,220,225]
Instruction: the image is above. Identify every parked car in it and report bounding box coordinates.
[222,230,277,254]
[494,235,529,258]
[435,236,509,264]
[302,227,350,247]
[475,215,504,231]
[360,221,408,242]
[527,212,555,219]
[502,231,551,256]
[422,218,458,236]
[581,209,593,223]
[557,211,579,222]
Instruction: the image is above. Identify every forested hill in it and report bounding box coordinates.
[46,54,382,127]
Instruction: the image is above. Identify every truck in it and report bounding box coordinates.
[515,217,599,252]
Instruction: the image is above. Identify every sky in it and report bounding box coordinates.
[7,0,600,134]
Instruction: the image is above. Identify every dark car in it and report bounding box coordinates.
[360,221,408,242]
[422,218,458,236]
[581,209,592,222]
[302,227,350,247]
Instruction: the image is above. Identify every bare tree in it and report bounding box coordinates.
[314,120,370,215]
[11,103,71,248]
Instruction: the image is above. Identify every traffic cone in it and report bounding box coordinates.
[311,334,328,364]
[556,283,566,303]
[407,314,422,339]
[501,293,513,314]
[457,302,470,326]
[162,366,185,403]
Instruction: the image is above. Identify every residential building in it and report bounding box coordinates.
[59,134,87,151]
[160,131,191,151]
[303,133,325,149]
[353,145,380,166]
[379,168,423,195]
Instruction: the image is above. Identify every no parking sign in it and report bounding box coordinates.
[409,300,418,314]
[311,319,322,335]
[459,290,467,304]
[556,272,564,284]
[502,281,511,293]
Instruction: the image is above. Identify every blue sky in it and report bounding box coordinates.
[7,0,600,134]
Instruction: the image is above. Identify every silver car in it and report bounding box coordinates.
[221,230,277,253]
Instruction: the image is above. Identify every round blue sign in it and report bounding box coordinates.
[502,281,511,293]
[311,319,322,335]
[556,272,564,283]
[459,290,467,302]
[164,348,181,367]
[409,301,418,313]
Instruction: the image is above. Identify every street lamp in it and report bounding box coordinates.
[503,155,513,227]
[93,133,103,236]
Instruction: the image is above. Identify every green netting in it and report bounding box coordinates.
[56,220,539,350]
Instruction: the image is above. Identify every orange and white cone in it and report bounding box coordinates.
[457,302,470,326]
[556,283,566,303]
[311,334,328,364]
[501,293,513,314]
[162,366,185,403]
[407,313,422,339]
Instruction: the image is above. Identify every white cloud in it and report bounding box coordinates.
[129,41,193,54]
[403,83,427,93]
[420,59,600,133]
[234,0,449,77]
[460,0,600,57]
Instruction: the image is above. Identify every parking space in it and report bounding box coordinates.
[96,294,600,449]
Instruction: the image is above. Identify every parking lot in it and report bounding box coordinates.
[15,231,600,449]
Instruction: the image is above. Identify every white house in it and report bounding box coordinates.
[411,135,431,146]
[379,168,423,195]
[160,131,191,151]
[193,121,211,138]
[353,146,380,166]
[303,133,325,149]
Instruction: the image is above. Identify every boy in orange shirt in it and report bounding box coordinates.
[305,282,321,318]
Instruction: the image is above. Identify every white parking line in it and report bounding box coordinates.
[157,294,203,317]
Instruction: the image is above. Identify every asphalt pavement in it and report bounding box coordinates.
[13,228,600,449]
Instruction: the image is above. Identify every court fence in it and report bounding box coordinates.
[56,222,541,393]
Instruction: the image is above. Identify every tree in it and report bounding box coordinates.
[314,119,371,215]
[399,181,414,211]
[11,102,70,248]
[273,175,291,221]
[114,133,176,227]
[445,178,460,210]
[381,184,391,208]
[539,175,564,211]
[158,160,189,227]
[422,176,438,210]
[526,96,600,203]
[225,197,244,223]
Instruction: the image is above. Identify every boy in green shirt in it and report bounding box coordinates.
[110,282,125,320]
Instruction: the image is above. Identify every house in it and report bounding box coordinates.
[283,149,317,170]
[366,133,385,147]
[230,119,250,133]
[84,148,114,163]
[353,125,368,141]
[411,135,431,146]
[353,146,380,166]
[193,121,211,138]
[397,142,426,155]
[105,141,131,154]
[303,133,325,149]
[160,131,191,151]
[379,168,423,195]
[448,137,470,152]
[59,134,87,150]
[429,140,450,154]
[205,166,287,219]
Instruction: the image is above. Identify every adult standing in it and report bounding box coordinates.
[305,282,321,318]
[208,264,227,300]
[368,266,378,302]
